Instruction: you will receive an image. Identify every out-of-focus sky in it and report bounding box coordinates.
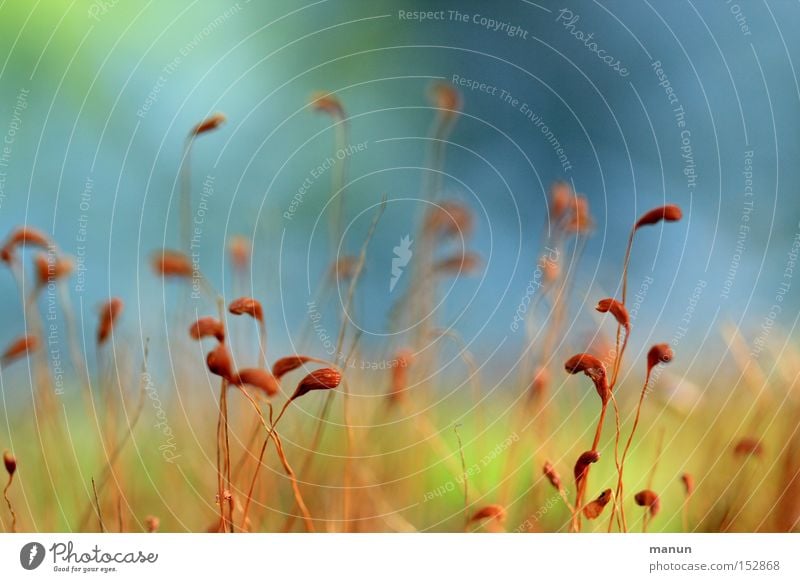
[0,0,798,377]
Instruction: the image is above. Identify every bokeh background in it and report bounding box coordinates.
[1,0,798,372]
[1,0,799,533]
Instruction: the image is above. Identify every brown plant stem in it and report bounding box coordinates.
[3,474,16,532]
[220,378,233,533]
[572,401,608,532]
[409,408,487,502]
[257,320,267,369]
[602,314,630,531]
[341,377,355,532]
[180,138,195,255]
[77,346,148,530]
[236,388,315,532]
[271,429,315,532]
[239,398,292,530]
[621,229,635,306]
[278,348,359,533]
[91,477,105,533]
[330,120,349,251]
[403,105,456,372]
[22,276,56,421]
[607,393,624,533]
[323,221,374,531]
[283,196,385,528]
[557,487,575,515]
[614,369,653,532]
[454,423,469,528]
[59,283,93,416]
[611,325,630,388]
[214,386,225,532]
[648,429,665,490]
[682,490,692,532]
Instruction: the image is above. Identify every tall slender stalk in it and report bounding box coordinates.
[681,474,694,532]
[3,467,16,532]
[91,477,105,533]
[571,401,608,532]
[240,399,292,530]
[180,138,193,256]
[613,370,650,532]
[454,423,469,528]
[236,388,315,532]
[287,197,386,508]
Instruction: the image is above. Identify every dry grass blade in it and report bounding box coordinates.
[454,424,469,527]
[91,477,105,533]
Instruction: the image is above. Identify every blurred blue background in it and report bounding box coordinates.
[0,0,798,381]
